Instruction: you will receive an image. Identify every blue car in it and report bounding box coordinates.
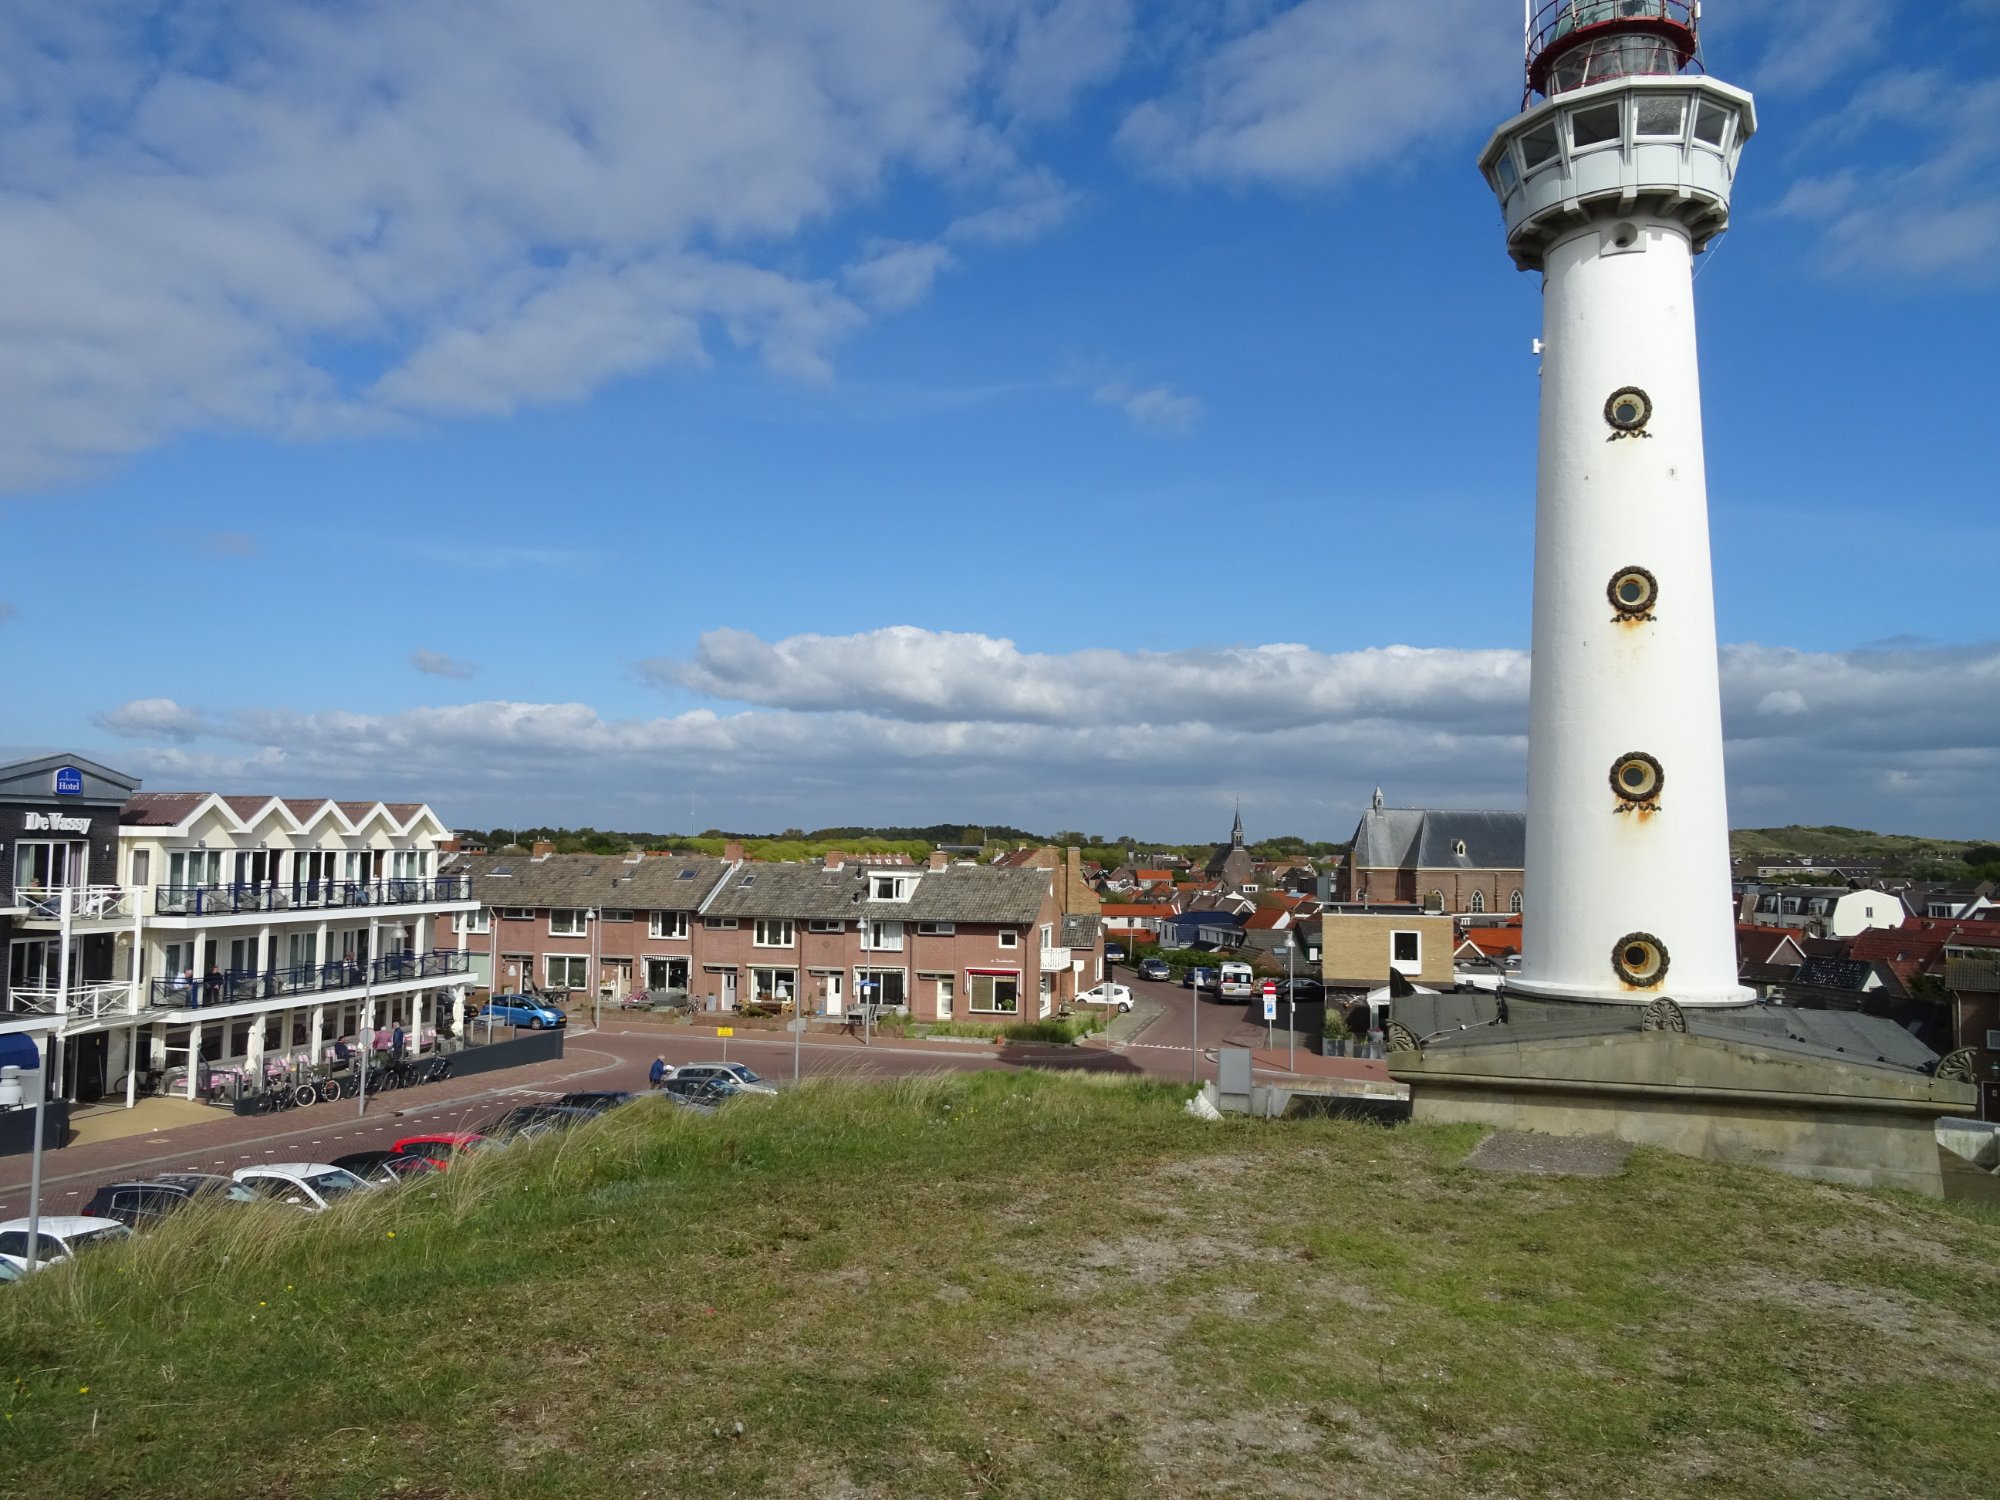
[476,994,567,1030]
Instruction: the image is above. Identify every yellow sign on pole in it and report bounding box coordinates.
[716,1026,735,1037]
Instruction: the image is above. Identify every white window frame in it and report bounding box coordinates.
[754,918,796,948]
[915,921,954,936]
[549,909,588,937]
[807,919,845,934]
[703,916,739,930]
[869,874,917,902]
[997,929,1019,949]
[1040,923,1053,950]
[453,909,491,934]
[1391,930,1422,975]
[650,910,690,940]
[600,908,634,923]
[545,954,589,989]
[499,907,534,921]
[863,919,905,953]
[750,966,798,1004]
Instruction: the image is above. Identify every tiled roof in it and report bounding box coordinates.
[1102,903,1176,918]
[702,862,1050,925]
[1061,914,1100,949]
[454,852,733,912]
[120,792,206,827]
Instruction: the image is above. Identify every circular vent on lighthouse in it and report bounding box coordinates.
[1608,566,1658,618]
[1610,751,1664,805]
[1612,933,1670,989]
[1604,386,1652,432]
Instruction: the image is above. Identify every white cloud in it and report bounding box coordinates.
[1116,0,1514,183]
[0,1,1108,489]
[999,0,1136,122]
[1769,69,2000,280]
[409,649,476,680]
[1094,380,1201,432]
[845,241,958,314]
[82,627,1985,834]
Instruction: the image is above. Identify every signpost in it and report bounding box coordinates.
[717,1024,733,1063]
[1262,980,1277,1049]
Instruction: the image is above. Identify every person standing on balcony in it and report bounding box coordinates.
[204,963,224,1005]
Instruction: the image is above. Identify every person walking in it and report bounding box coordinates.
[390,1021,406,1059]
[648,1055,668,1088]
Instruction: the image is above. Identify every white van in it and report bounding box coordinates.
[1218,961,1256,999]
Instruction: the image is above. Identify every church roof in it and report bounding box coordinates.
[1350,807,1526,870]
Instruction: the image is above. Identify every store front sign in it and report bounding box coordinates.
[52,766,84,796]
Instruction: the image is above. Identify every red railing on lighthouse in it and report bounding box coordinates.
[1525,0,1700,101]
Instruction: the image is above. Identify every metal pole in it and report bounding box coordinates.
[356,916,376,1117]
[25,1033,47,1273]
[591,909,601,1032]
[787,986,800,1085]
[1190,974,1199,1086]
[1287,939,1296,1071]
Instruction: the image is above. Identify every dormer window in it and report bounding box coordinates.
[870,874,917,902]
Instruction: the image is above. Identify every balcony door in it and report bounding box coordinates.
[14,839,86,891]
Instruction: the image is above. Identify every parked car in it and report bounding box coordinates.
[474,994,567,1030]
[657,1074,742,1106]
[1075,982,1135,1014]
[480,1104,595,1140]
[1137,957,1172,982]
[1104,943,1127,963]
[555,1090,638,1114]
[1277,977,1326,1002]
[0,1215,134,1272]
[1183,966,1218,991]
[669,1063,777,1096]
[232,1164,376,1211]
[330,1151,441,1185]
[83,1173,255,1229]
[390,1132,492,1169]
[1218,961,1256,999]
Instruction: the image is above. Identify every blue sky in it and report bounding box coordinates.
[1,1,1995,841]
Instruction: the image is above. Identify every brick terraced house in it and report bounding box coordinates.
[446,848,1092,1023]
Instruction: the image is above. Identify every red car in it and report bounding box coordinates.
[389,1132,491,1170]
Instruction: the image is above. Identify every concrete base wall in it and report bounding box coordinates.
[1409,1080,1948,1197]
[1392,1027,1975,1198]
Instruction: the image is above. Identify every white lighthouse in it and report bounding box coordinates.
[1479,3,1754,1007]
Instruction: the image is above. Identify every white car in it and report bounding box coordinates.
[1076,982,1135,1014]
[232,1163,376,1212]
[0,1214,134,1273]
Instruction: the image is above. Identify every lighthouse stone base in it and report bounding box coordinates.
[1385,993,1976,1198]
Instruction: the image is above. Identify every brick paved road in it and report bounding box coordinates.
[0,1021,1140,1219]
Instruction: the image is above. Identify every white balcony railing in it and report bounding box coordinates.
[12,885,134,922]
[8,982,138,1020]
[1039,946,1072,973]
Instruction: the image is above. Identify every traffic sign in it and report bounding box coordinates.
[1262,981,1277,997]
[716,1026,734,1037]
[1262,981,1277,1022]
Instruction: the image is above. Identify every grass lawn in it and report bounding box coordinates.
[3,1072,1997,1498]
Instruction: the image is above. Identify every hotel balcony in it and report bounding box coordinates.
[145,949,472,1010]
[11,884,136,926]
[149,874,475,920]
[6,980,145,1023]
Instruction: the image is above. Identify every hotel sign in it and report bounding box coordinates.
[25,811,90,834]
[52,766,84,796]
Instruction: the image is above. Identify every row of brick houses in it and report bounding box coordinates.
[438,846,1103,1022]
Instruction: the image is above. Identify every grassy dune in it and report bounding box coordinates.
[3,1073,1997,1499]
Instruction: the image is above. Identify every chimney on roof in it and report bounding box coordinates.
[928,850,948,871]
[724,839,745,863]
[823,849,845,871]
[532,840,554,859]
